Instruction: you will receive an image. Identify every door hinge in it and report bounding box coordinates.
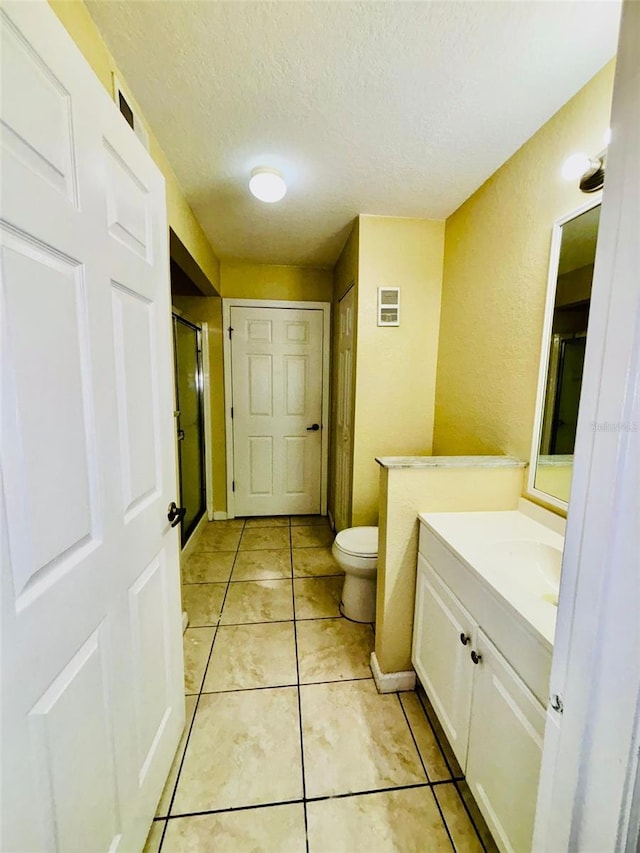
[228,326,234,339]
[231,406,234,419]
[232,480,235,492]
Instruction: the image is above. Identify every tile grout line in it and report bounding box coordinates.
[415,688,490,852]
[289,519,310,853]
[396,694,458,853]
[157,519,247,851]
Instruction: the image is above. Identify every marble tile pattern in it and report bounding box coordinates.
[300,680,427,797]
[160,516,491,851]
[293,576,342,619]
[231,548,292,581]
[202,622,297,692]
[296,618,374,683]
[292,545,342,577]
[291,524,335,549]
[239,526,291,551]
[182,551,235,584]
[220,579,294,624]
[182,627,215,694]
[375,454,527,469]
[172,688,303,813]
[306,787,453,852]
[180,583,226,627]
[162,803,306,852]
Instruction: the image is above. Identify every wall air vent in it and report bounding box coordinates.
[377,287,400,326]
[112,74,149,150]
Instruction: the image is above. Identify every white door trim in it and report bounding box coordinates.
[533,1,640,848]
[223,298,331,519]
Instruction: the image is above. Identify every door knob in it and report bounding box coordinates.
[459,633,470,646]
[306,423,320,431]
[167,501,186,528]
[470,650,482,665]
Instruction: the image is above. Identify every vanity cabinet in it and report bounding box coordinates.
[412,556,475,767]
[413,551,547,853]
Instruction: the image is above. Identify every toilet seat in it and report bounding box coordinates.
[334,526,378,558]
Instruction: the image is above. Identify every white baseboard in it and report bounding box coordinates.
[213,511,228,521]
[370,651,416,693]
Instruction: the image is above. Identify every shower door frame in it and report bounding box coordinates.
[172,314,208,546]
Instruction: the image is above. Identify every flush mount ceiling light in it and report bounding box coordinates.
[561,140,608,194]
[249,167,287,203]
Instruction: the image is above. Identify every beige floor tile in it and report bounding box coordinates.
[294,576,343,619]
[297,618,373,683]
[291,525,334,548]
[239,527,291,551]
[203,622,297,692]
[172,688,303,813]
[400,691,452,782]
[197,524,243,552]
[142,820,165,853]
[162,803,306,853]
[182,551,235,584]
[434,783,487,853]
[300,680,426,797]
[290,515,330,527]
[183,627,215,694]
[156,696,198,816]
[243,516,290,528]
[307,787,452,853]
[220,579,293,624]
[231,549,292,582]
[292,546,343,577]
[181,584,226,627]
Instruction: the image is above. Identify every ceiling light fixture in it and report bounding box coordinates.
[249,167,287,203]
[561,147,607,194]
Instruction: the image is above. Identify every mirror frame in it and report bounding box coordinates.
[527,193,602,511]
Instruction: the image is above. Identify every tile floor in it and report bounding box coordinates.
[146,516,496,853]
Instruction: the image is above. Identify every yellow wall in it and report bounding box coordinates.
[49,0,221,292]
[352,216,445,526]
[376,463,525,673]
[433,62,615,467]
[220,262,332,301]
[329,221,359,524]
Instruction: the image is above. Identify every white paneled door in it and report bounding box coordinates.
[0,4,184,852]
[230,306,325,516]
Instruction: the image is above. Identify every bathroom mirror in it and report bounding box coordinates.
[528,198,601,510]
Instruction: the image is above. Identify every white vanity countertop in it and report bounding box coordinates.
[419,505,564,649]
[376,455,526,469]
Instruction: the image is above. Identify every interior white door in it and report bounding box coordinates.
[0,3,184,851]
[334,285,355,532]
[231,306,324,516]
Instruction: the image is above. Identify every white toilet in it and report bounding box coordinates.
[332,526,378,623]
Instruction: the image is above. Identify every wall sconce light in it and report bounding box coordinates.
[561,128,610,194]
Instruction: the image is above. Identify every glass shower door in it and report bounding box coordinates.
[173,315,206,546]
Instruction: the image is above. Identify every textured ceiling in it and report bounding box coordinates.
[86,0,620,267]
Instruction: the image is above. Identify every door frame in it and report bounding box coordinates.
[222,298,331,519]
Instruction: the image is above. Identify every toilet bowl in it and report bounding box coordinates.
[332,526,378,623]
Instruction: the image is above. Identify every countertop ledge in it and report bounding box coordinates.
[375,455,527,470]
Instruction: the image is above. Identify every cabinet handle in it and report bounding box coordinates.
[459,633,470,646]
[471,650,482,665]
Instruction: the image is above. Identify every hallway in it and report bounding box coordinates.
[146,517,494,852]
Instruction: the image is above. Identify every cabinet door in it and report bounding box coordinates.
[466,630,546,853]
[412,556,475,768]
